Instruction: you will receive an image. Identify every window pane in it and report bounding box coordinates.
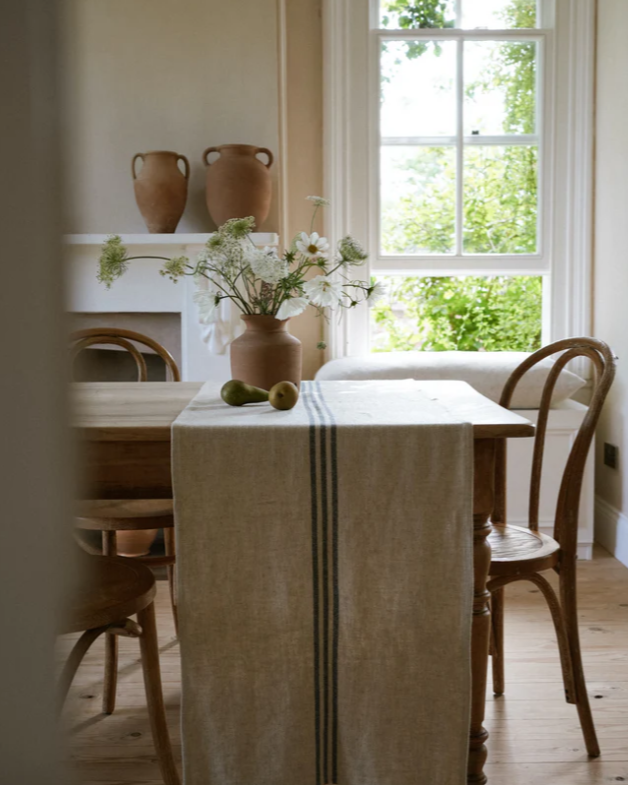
[464,41,537,136]
[463,146,538,254]
[462,0,537,29]
[381,146,456,255]
[370,275,543,352]
[380,0,455,30]
[381,40,456,138]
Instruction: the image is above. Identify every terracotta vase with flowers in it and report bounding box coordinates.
[97,196,381,389]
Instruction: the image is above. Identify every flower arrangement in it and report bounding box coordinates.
[98,197,384,335]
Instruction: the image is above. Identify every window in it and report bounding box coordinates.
[379,2,542,262]
[372,0,546,350]
[324,0,594,360]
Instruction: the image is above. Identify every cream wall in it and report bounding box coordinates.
[63,0,280,234]
[64,0,325,379]
[593,0,628,539]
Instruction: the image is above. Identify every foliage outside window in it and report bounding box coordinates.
[371,275,543,352]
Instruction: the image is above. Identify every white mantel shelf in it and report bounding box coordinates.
[64,233,279,247]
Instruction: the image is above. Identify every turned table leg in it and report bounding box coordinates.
[468,439,496,785]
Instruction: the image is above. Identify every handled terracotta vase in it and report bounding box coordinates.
[203,144,273,230]
[132,150,190,233]
[230,315,302,391]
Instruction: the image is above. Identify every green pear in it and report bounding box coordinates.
[269,381,299,410]
[221,380,269,406]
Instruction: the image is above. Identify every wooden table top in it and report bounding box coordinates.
[72,381,534,441]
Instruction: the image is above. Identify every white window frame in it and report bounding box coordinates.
[322,0,595,364]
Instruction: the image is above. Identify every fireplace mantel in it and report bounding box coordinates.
[65,233,279,382]
[65,233,279,247]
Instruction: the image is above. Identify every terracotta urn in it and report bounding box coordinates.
[230,315,302,390]
[132,150,190,233]
[116,528,158,558]
[203,144,273,229]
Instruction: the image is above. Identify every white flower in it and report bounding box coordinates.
[303,275,343,307]
[248,247,289,284]
[193,288,221,324]
[296,231,330,260]
[306,195,330,207]
[367,280,386,306]
[275,297,309,320]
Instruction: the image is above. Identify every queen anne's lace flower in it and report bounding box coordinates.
[193,288,222,324]
[160,255,188,282]
[275,297,309,320]
[339,235,368,265]
[303,275,343,307]
[296,232,330,260]
[220,217,256,239]
[249,248,289,284]
[97,235,129,289]
[306,195,330,207]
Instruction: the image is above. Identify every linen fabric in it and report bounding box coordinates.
[315,351,585,409]
[173,379,474,785]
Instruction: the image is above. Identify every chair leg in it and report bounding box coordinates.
[164,528,178,636]
[560,561,601,758]
[102,531,118,715]
[524,573,576,705]
[137,601,181,785]
[491,587,505,696]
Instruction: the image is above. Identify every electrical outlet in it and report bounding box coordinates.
[604,443,619,470]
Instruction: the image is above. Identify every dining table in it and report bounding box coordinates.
[73,380,534,785]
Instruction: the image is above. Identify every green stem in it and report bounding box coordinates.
[126,255,173,262]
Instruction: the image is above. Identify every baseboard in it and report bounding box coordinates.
[595,496,628,568]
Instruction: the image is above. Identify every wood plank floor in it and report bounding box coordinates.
[58,546,628,784]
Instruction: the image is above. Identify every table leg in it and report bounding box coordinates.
[468,438,496,785]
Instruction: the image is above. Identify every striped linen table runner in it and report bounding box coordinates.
[173,379,473,785]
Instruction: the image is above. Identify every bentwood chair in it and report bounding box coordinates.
[488,337,616,758]
[70,327,180,714]
[59,555,180,785]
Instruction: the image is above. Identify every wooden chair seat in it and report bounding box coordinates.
[489,524,560,577]
[75,499,174,531]
[60,556,156,635]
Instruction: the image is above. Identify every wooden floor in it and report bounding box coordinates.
[59,546,628,784]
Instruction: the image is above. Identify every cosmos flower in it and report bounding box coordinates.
[303,275,343,307]
[296,231,330,260]
[275,297,309,320]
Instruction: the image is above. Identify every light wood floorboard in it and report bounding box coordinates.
[58,546,628,783]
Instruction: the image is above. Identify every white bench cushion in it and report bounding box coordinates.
[315,351,586,409]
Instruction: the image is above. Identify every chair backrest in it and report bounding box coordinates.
[70,327,181,382]
[493,337,616,559]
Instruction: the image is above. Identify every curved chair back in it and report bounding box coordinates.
[70,327,181,382]
[493,338,616,559]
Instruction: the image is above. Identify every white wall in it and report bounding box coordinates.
[593,0,628,565]
[63,0,280,234]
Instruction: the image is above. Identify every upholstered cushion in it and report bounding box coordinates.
[314,352,586,409]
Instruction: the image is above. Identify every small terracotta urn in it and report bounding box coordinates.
[230,315,302,390]
[116,528,158,558]
[132,150,190,233]
[203,144,273,229]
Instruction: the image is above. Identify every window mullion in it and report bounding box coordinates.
[455,37,464,256]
